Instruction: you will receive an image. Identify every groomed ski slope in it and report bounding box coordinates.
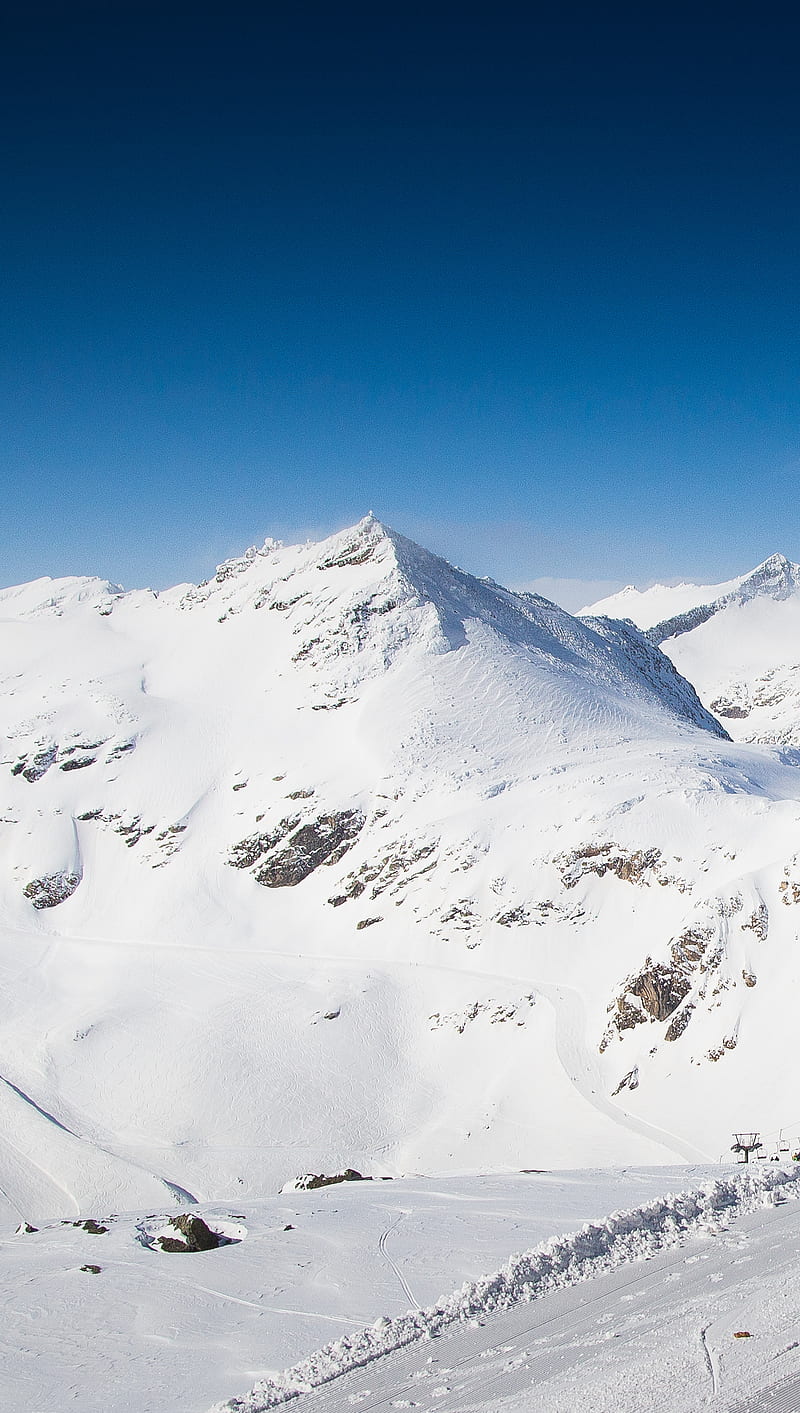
[214,1163,800,1413]
[1,1164,796,1413]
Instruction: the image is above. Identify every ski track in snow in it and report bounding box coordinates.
[213,1165,800,1413]
[378,1211,418,1311]
[523,981,707,1164]
[699,1322,718,1394]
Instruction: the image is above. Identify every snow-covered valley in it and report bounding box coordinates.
[5,516,800,1410]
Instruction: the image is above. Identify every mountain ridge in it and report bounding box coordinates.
[0,518,799,1224]
[584,551,800,745]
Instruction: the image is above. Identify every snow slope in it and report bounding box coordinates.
[213,1164,800,1413]
[585,553,800,745]
[0,1163,782,1413]
[2,518,800,1223]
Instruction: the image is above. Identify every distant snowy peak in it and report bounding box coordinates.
[584,553,800,646]
[646,554,800,647]
[585,552,800,746]
[0,574,125,619]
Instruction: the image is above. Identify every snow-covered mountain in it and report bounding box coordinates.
[3,517,800,1225]
[585,553,800,745]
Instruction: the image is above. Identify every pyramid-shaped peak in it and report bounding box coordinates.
[747,550,797,578]
[735,551,800,602]
[312,514,396,571]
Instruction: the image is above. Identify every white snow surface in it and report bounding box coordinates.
[211,1162,800,1413]
[1,517,800,1223]
[7,520,800,1411]
[2,1163,796,1413]
[584,552,800,745]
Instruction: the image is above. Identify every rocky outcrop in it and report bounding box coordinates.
[285,1169,368,1191]
[601,923,714,1049]
[628,961,692,1023]
[557,842,664,889]
[157,1214,221,1253]
[317,521,387,570]
[742,902,769,939]
[495,905,531,926]
[328,838,437,906]
[612,1066,639,1095]
[23,872,81,908]
[665,1003,694,1042]
[12,744,59,781]
[228,818,300,870]
[251,811,365,888]
[429,995,536,1033]
[9,734,132,781]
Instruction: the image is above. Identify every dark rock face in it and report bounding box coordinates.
[557,842,664,889]
[115,816,154,848]
[317,524,384,569]
[15,745,58,782]
[106,739,136,761]
[23,872,80,908]
[228,818,301,870]
[665,1004,694,1042]
[612,1066,639,1095]
[604,955,695,1046]
[710,700,750,719]
[328,839,437,906]
[495,906,531,927]
[294,1169,367,1190]
[254,811,365,888]
[158,1214,221,1253]
[742,902,769,940]
[628,959,692,1021]
[601,923,715,1051]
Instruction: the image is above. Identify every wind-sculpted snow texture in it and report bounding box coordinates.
[3,517,800,1221]
[212,1164,800,1413]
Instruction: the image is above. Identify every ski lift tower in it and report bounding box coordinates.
[731,1132,763,1164]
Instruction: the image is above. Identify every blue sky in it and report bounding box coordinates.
[2,2,800,599]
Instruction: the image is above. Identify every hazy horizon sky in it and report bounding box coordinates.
[3,2,800,595]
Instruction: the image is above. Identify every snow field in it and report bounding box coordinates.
[212,1163,800,1411]
[0,1166,745,1413]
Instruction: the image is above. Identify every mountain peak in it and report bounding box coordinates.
[739,551,800,598]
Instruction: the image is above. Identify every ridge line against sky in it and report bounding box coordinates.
[2,2,800,594]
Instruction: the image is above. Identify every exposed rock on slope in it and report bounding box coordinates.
[0,516,799,1219]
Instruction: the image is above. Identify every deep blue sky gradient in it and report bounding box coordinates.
[2,2,800,593]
